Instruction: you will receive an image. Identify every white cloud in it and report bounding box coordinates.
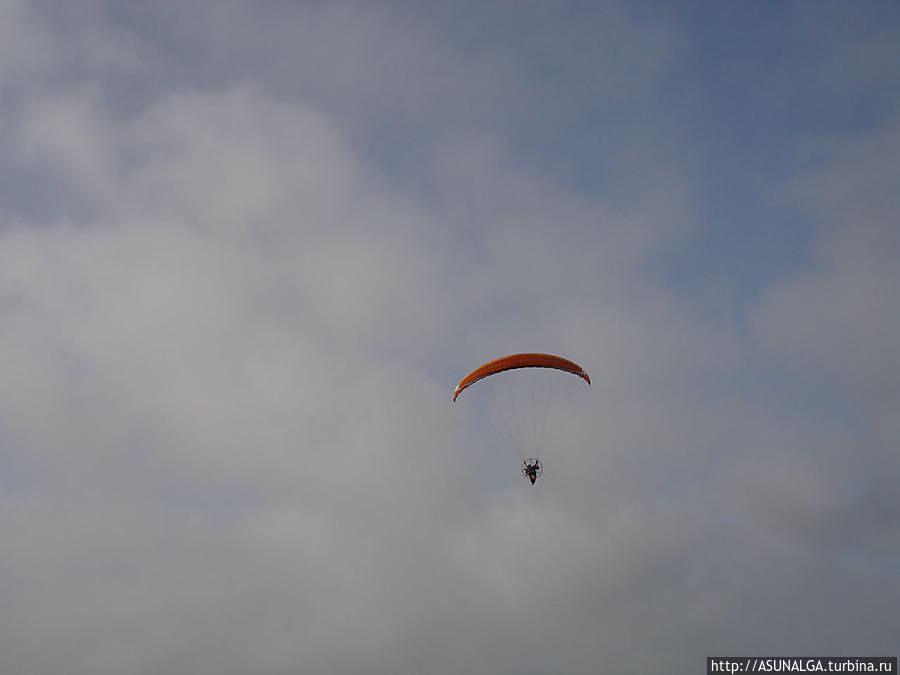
[754,119,900,436]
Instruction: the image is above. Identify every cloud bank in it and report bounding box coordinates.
[1,2,897,673]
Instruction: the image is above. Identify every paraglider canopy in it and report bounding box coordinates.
[452,353,590,402]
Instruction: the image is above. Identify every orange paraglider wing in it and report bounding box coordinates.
[453,353,590,401]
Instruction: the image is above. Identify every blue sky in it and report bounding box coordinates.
[0,2,898,673]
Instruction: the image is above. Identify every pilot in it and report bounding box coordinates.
[523,460,541,485]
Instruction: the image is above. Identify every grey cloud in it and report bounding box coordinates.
[755,120,900,429]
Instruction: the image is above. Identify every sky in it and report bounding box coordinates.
[0,1,898,673]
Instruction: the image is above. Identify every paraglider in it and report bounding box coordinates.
[453,353,590,484]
